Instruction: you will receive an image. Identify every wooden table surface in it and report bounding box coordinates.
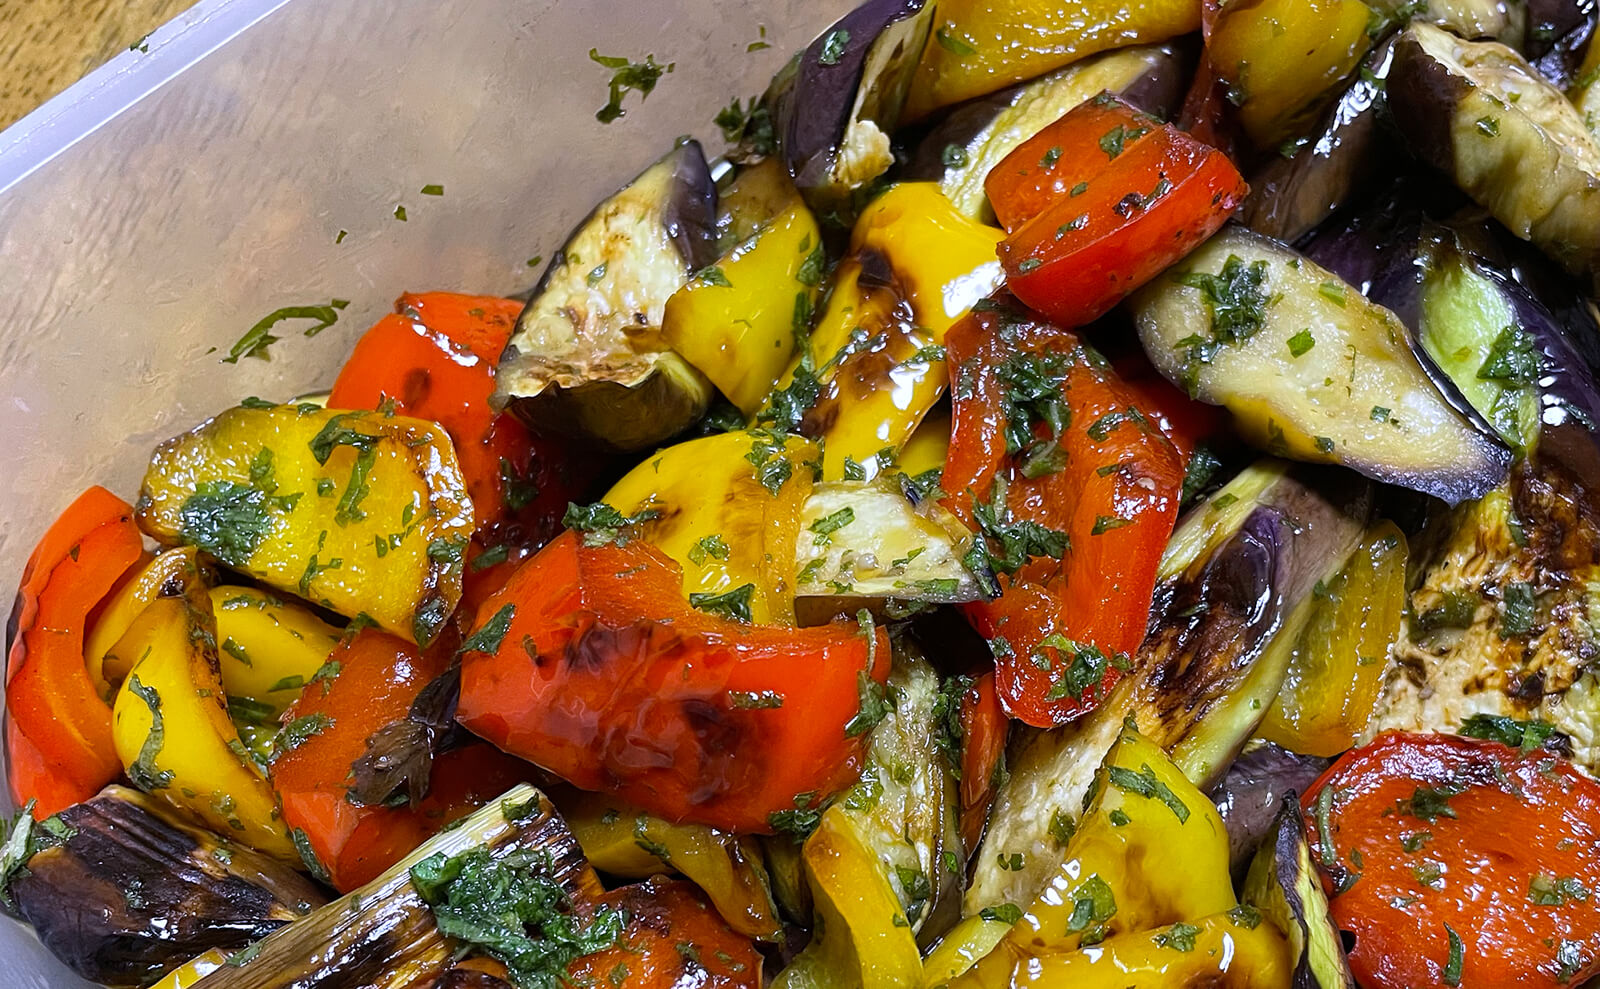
[0,0,200,130]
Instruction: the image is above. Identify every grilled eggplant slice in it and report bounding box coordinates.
[905,43,1192,222]
[1237,39,1398,244]
[10,786,326,987]
[1370,454,1600,770]
[495,142,718,451]
[1388,23,1600,287]
[1131,225,1511,504]
[192,786,600,989]
[967,464,1369,913]
[792,478,980,626]
[767,0,935,215]
[1242,800,1358,989]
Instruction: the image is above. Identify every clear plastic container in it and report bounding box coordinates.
[0,0,851,981]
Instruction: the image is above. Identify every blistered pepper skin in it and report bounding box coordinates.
[457,531,890,833]
[1304,732,1600,989]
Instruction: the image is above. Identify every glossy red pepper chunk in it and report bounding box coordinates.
[328,291,590,545]
[984,94,1247,329]
[1304,732,1600,989]
[956,670,1007,853]
[5,487,145,814]
[943,303,1184,727]
[568,878,761,988]
[270,627,533,890]
[455,530,891,833]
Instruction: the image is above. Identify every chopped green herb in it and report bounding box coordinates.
[688,534,731,566]
[590,49,674,123]
[1478,325,1538,387]
[420,183,444,196]
[1443,923,1464,986]
[942,144,970,168]
[1500,581,1536,639]
[728,690,784,710]
[410,845,623,986]
[223,299,349,363]
[818,29,851,65]
[461,604,516,656]
[1154,921,1201,951]
[694,265,732,287]
[1458,713,1559,753]
[1064,874,1118,945]
[1287,328,1316,357]
[979,903,1023,924]
[1406,785,1464,823]
[1105,763,1191,822]
[1098,123,1148,159]
[1476,116,1500,137]
[809,507,855,542]
[179,481,274,567]
[934,26,977,56]
[562,501,661,547]
[125,674,175,791]
[843,670,891,738]
[768,793,822,841]
[688,584,756,623]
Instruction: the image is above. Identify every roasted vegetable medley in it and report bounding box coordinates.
[12,0,1600,986]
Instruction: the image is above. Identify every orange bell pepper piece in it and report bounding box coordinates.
[5,487,145,814]
[456,530,891,833]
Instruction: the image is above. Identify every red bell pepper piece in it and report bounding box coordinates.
[943,303,1184,726]
[956,671,1007,853]
[456,530,891,833]
[328,292,591,545]
[567,878,761,988]
[270,627,534,890]
[1112,354,1229,466]
[1303,731,1600,989]
[5,487,145,814]
[984,94,1247,329]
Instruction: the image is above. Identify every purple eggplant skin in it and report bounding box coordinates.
[1528,0,1597,84]
[11,786,326,986]
[1238,37,1399,245]
[1211,743,1330,881]
[1365,218,1600,480]
[769,0,933,205]
[1244,799,1359,989]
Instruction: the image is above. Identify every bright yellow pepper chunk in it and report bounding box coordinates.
[1207,0,1375,147]
[774,804,924,989]
[904,0,1201,119]
[603,430,817,626]
[664,172,825,417]
[148,948,229,988]
[951,912,1294,988]
[210,585,342,702]
[109,555,294,861]
[136,404,472,645]
[1259,521,1408,756]
[86,549,185,698]
[780,184,1001,481]
[1001,727,1235,955]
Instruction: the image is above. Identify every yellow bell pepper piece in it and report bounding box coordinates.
[562,790,782,940]
[1208,0,1375,147]
[148,948,229,988]
[1259,521,1408,756]
[664,176,825,417]
[603,430,817,626]
[904,0,1201,120]
[898,405,950,480]
[85,549,184,698]
[774,804,924,989]
[783,184,1001,481]
[950,911,1294,989]
[110,557,295,861]
[922,916,1012,986]
[1002,726,1235,954]
[136,404,472,645]
[210,585,342,702]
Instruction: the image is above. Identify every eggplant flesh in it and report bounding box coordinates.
[11,786,327,987]
[1242,800,1358,989]
[967,465,1370,913]
[495,141,718,451]
[1238,38,1397,245]
[1370,452,1600,771]
[1132,224,1511,505]
[1388,23,1600,288]
[905,43,1192,223]
[792,478,980,626]
[769,0,934,213]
